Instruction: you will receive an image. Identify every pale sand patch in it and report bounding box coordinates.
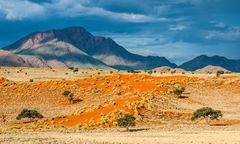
[1,127,240,144]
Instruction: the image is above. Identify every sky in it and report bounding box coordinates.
[0,0,240,64]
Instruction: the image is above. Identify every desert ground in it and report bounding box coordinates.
[1,126,240,144]
[0,67,240,143]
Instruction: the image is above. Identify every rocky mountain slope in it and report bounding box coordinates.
[180,55,240,72]
[0,50,61,68]
[2,27,176,69]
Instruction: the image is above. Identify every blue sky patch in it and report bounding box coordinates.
[0,0,239,64]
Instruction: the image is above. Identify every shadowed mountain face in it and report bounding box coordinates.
[0,50,67,68]
[2,27,176,69]
[180,55,240,72]
[0,50,30,67]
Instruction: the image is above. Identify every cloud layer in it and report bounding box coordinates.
[0,0,240,63]
[0,0,45,20]
[0,0,183,22]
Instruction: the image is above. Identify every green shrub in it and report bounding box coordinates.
[63,90,71,96]
[172,87,185,96]
[216,70,224,77]
[16,109,43,120]
[127,70,140,74]
[29,79,33,82]
[148,70,153,75]
[69,67,74,70]
[191,107,223,124]
[117,114,135,131]
[63,91,82,104]
[72,68,79,73]
[171,70,176,74]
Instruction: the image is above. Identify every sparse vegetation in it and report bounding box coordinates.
[73,68,79,73]
[63,90,71,96]
[171,70,176,74]
[62,90,82,104]
[68,67,74,70]
[216,70,225,77]
[172,87,185,97]
[117,114,136,131]
[127,70,141,74]
[0,67,239,136]
[148,70,153,75]
[191,107,223,125]
[16,109,43,120]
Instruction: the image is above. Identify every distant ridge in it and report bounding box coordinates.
[179,55,240,72]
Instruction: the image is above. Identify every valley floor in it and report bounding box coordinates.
[1,126,240,144]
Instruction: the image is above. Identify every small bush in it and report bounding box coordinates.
[117,114,136,131]
[63,91,82,104]
[171,70,176,74]
[73,68,79,73]
[191,107,223,124]
[172,87,185,97]
[16,109,43,120]
[216,70,224,77]
[29,79,34,82]
[127,70,140,74]
[69,67,74,70]
[148,70,153,75]
[63,90,71,96]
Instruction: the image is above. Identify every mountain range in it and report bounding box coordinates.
[1,27,176,70]
[179,55,240,72]
[1,26,240,72]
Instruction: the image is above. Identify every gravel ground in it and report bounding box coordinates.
[1,126,240,144]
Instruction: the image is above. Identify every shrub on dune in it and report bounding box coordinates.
[117,114,136,131]
[16,109,43,121]
[191,107,223,125]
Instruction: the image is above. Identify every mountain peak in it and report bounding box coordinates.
[2,26,177,70]
[61,26,86,31]
[197,54,227,60]
[198,54,208,57]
